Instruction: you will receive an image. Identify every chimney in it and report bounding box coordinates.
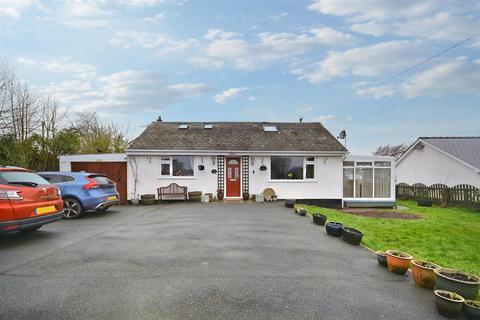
[299,116,303,123]
[157,116,163,122]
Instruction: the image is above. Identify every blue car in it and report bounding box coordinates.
[37,172,120,219]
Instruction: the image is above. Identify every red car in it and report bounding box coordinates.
[0,166,64,234]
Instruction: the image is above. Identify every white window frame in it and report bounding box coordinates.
[343,160,392,199]
[269,156,316,181]
[159,156,195,178]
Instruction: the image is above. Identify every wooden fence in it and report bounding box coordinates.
[396,183,480,209]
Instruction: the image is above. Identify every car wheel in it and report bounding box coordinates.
[63,198,83,219]
[96,205,111,212]
[21,225,42,232]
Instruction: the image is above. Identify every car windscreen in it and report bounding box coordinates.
[0,171,51,187]
[88,175,114,186]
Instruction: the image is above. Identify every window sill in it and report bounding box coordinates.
[268,180,318,183]
[156,176,196,180]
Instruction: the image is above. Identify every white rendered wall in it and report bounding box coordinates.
[248,156,343,199]
[396,145,480,187]
[127,155,344,200]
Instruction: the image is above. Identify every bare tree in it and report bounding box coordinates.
[70,111,128,153]
[373,143,410,158]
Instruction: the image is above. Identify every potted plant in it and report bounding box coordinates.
[325,222,343,237]
[259,165,267,171]
[377,251,388,267]
[140,194,156,205]
[341,227,364,245]
[434,290,465,318]
[217,189,224,201]
[285,199,295,208]
[386,250,412,275]
[411,260,441,289]
[295,207,306,216]
[242,192,249,201]
[198,164,205,171]
[312,213,327,226]
[434,268,480,300]
[464,300,480,320]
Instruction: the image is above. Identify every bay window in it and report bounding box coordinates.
[160,156,194,177]
[270,157,315,180]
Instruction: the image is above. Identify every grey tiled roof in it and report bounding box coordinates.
[421,137,480,170]
[128,122,347,152]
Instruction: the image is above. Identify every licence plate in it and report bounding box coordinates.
[35,206,57,215]
[107,196,117,201]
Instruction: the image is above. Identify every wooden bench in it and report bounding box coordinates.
[157,183,188,201]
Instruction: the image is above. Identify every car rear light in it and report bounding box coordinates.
[0,189,23,200]
[56,187,62,197]
[83,177,99,190]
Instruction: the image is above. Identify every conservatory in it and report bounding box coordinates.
[342,155,396,208]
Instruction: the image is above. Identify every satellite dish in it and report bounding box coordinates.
[338,130,346,139]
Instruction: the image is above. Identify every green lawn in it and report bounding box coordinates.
[300,200,480,277]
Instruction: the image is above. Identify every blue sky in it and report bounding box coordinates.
[1,0,479,153]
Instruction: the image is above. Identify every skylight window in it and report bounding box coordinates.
[178,124,189,129]
[263,125,278,132]
[204,124,213,129]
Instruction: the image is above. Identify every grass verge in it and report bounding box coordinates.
[300,200,480,277]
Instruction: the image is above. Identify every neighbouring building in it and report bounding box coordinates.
[396,137,480,188]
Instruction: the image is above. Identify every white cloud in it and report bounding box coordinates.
[194,27,358,71]
[119,0,165,6]
[142,12,164,22]
[17,57,37,65]
[393,12,480,41]
[213,87,249,103]
[64,0,111,17]
[401,57,480,97]
[356,84,396,99]
[350,21,389,37]
[109,30,198,56]
[299,40,425,83]
[41,70,209,114]
[307,0,437,21]
[0,0,33,18]
[17,57,97,80]
[270,12,288,21]
[313,114,352,123]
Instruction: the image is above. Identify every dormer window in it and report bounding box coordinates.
[178,124,189,129]
[263,125,278,132]
[204,124,213,129]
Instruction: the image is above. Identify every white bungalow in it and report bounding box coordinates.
[124,121,396,208]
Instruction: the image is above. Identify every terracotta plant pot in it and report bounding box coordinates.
[325,222,343,237]
[341,227,364,245]
[464,300,480,320]
[377,251,388,267]
[312,213,327,226]
[434,268,480,300]
[295,208,306,216]
[386,250,412,275]
[285,199,295,208]
[411,260,441,289]
[434,290,465,318]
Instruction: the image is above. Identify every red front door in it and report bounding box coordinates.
[226,157,241,197]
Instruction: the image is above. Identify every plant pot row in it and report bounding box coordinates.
[325,222,364,246]
[434,290,480,319]
[376,250,480,318]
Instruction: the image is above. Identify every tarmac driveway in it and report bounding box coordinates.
[0,202,444,319]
